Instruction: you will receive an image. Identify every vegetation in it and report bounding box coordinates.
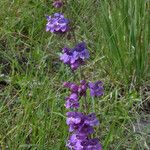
[0,0,149,149]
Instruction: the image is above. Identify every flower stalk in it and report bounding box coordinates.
[46,4,104,149]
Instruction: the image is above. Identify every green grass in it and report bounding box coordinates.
[0,0,149,150]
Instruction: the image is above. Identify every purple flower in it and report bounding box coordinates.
[63,83,79,109]
[71,42,89,63]
[70,59,84,71]
[63,81,72,87]
[70,84,79,93]
[66,112,83,125]
[63,82,79,93]
[67,134,84,150]
[46,13,69,33]
[66,111,99,133]
[63,82,79,109]
[63,81,88,109]
[82,138,102,150]
[60,53,71,64]
[60,42,89,70]
[84,113,99,126]
[77,124,94,137]
[60,47,72,64]
[66,112,83,132]
[53,0,63,8]
[65,93,79,109]
[78,80,88,96]
[88,81,104,97]
[67,135,102,150]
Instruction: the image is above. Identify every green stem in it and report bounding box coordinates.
[92,97,95,113]
[79,67,88,114]
[72,30,77,44]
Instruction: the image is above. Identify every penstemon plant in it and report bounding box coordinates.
[61,43,103,150]
[46,2,103,150]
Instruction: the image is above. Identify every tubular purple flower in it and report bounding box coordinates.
[63,81,71,87]
[63,82,79,93]
[65,93,79,109]
[71,42,89,62]
[77,124,94,137]
[60,53,71,64]
[82,138,102,150]
[66,112,84,132]
[65,99,79,109]
[60,48,72,64]
[63,81,88,109]
[67,134,84,150]
[66,112,83,125]
[70,84,79,93]
[78,80,88,96]
[84,113,99,126]
[88,81,104,97]
[67,134,102,150]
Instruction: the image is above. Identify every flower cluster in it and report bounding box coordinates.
[89,81,104,97]
[64,80,104,109]
[60,42,90,70]
[64,81,103,150]
[66,112,102,150]
[46,13,69,33]
[63,80,87,109]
